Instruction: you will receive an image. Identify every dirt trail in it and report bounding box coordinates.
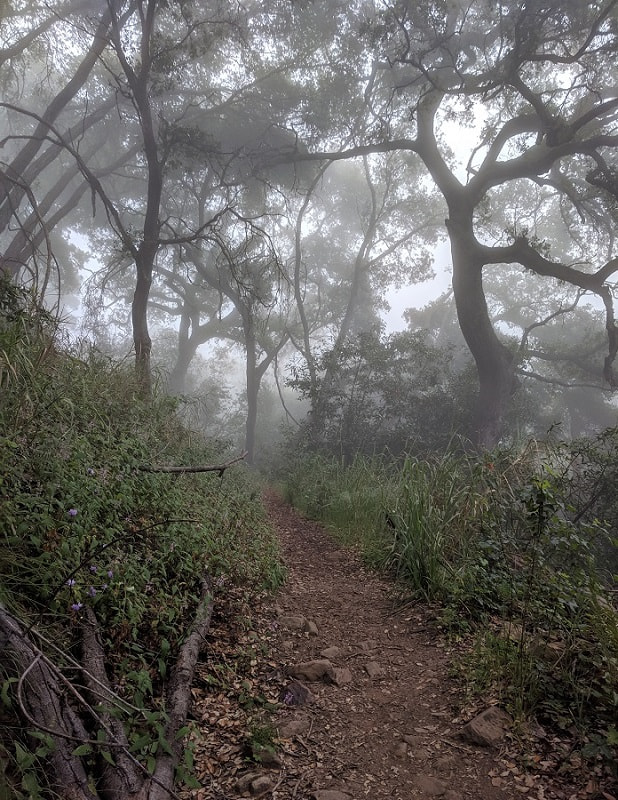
[255,492,516,800]
[188,492,596,800]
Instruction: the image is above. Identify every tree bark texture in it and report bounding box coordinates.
[245,323,259,465]
[132,258,153,397]
[0,607,99,800]
[1,576,214,800]
[447,217,517,448]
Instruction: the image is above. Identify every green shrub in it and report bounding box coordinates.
[0,279,283,797]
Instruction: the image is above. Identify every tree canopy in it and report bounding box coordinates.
[2,0,618,450]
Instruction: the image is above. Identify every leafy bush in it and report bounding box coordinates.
[0,279,283,797]
[287,327,474,460]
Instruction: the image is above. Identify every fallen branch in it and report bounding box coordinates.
[80,607,143,797]
[145,575,214,800]
[138,452,248,475]
[1,576,215,800]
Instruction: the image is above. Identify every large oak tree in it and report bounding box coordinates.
[287,0,618,446]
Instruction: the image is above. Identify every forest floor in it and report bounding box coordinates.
[181,491,616,800]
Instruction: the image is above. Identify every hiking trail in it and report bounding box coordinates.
[184,492,606,800]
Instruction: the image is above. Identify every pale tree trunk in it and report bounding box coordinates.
[245,323,259,465]
[168,310,196,395]
[242,313,287,465]
[0,6,118,251]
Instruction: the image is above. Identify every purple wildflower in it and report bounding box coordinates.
[71,602,83,611]
[88,586,97,597]
[107,569,113,579]
[87,467,95,476]
[90,565,97,573]
[67,508,78,518]
[66,578,76,587]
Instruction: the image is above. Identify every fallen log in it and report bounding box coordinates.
[1,606,98,800]
[1,577,215,800]
[146,576,214,800]
[80,606,143,798]
[138,452,247,475]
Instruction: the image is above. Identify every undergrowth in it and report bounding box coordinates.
[0,280,283,798]
[283,442,618,766]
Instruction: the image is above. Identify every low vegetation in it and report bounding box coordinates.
[0,281,283,799]
[282,441,618,766]
[3,275,618,793]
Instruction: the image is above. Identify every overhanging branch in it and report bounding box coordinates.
[481,238,618,387]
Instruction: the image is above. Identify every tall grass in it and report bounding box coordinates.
[283,453,396,562]
[384,455,475,599]
[283,443,618,740]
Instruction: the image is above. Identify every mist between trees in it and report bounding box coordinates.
[2,0,618,459]
[3,4,618,798]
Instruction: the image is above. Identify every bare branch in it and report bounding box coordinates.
[519,292,584,352]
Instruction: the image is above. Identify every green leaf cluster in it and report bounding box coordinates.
[0,279,283,796]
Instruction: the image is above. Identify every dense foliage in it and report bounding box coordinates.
[287,327,474,459]
[0,280,283,798]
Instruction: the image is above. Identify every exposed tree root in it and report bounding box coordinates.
[1,577,214,799]
[2,607,99,800]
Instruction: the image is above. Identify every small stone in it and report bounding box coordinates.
[304,619,319,636]
[250,775,274,795]
[414,775,447,796]
[278,716,311,738]
[393,741,408,758]
[321,646,342,660]
[279,615,306,630]
[460,706,512,748]
[251,743,282,767]
[236,771,262,792]
[359,639,378,651]
[287,659,335,682]
[444,792,464,800]
[332,667,352,686]
[311,792,352,800]
[364,661,383,678]
[279,680,315,706]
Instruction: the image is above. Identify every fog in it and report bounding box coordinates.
[1,0,617,460]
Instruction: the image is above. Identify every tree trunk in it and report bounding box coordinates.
[168,310,197,395]
[0,607,99,800]
[245,325,258,465]
[132,258,153,397]
[0,6,118,248]
[448,218,516,448]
